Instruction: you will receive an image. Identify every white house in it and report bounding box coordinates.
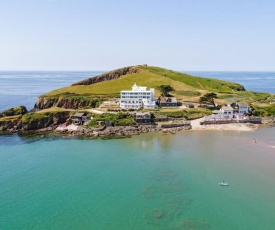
[209,105,234,120]
[236,102,249,114]
[119,84,156,109]
[206,102,251,121]
[211,110,225,119]
[221,106,234,118]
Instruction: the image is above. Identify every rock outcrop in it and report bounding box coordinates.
[34,96,101,110]
[0,111,70,133]
[34,97,59,110]
[261,117,275,124]
[0,106,27,117]
[56,124,191,138]
[71,66,140,86]
[21,111,71,131]
[0,117,22,132]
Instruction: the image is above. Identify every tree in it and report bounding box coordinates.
[199,93,218,108]
[159,85,174,96]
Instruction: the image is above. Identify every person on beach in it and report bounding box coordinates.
[254,138,257,143]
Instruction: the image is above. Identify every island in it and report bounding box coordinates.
[1,65,275,137]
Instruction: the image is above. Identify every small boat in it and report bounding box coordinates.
[218,182,228,186]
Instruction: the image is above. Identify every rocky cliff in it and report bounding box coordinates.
[71,66,140,86]
[34,97,59,110]
[0,116,22,131]
[34,95,102,110]
[0,111,70,132]
[21,111,71,130]
[0,105,27,117]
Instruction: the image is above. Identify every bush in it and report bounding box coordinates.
[251,105,275,117]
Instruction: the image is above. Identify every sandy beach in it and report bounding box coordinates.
[190,118,258,131]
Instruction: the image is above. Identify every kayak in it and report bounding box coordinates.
[218,182,228,186]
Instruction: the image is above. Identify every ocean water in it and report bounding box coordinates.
[1,130,275,229]
[0,71,100,112]
[1,71,275,229]
[186,71,275,94]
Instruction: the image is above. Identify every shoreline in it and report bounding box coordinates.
[1,115,274,139]
[1,120,273,140]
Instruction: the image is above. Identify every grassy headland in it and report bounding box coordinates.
[32,65,275,118]
[1,65,275,133]
[35,65,254,110]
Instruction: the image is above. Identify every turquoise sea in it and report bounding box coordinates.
[1,130,275,229]
[1,71,275,229]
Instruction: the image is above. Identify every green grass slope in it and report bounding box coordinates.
[44,65,244,98]
[138,66,245,93]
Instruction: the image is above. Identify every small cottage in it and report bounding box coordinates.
[231,102,250,115]
[135,112,152,124]
[210,106,234,119]
[237,102,250,114]
[157,97,180,107]
[72,112,91,126]
[220,106,234,119]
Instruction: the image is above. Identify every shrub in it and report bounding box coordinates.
[251,105,275,117]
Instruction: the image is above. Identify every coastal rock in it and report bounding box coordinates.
[0,106,27,117]
[64,125,162,138]
[262,117,275,124]
[34,96,101,110]
[21,111,70,131]
[34,97,59,110]
[0,118,22,132]
[71,66,140,86]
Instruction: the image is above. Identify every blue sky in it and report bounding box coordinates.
[0,0,275,71]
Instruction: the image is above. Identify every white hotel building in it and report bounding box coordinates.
[119,84,156,109]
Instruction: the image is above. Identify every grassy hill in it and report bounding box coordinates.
[35,65,275,111]
[45,65,244,98]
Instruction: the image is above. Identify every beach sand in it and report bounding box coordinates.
[55,124,79,131]
[190,118,258,131]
